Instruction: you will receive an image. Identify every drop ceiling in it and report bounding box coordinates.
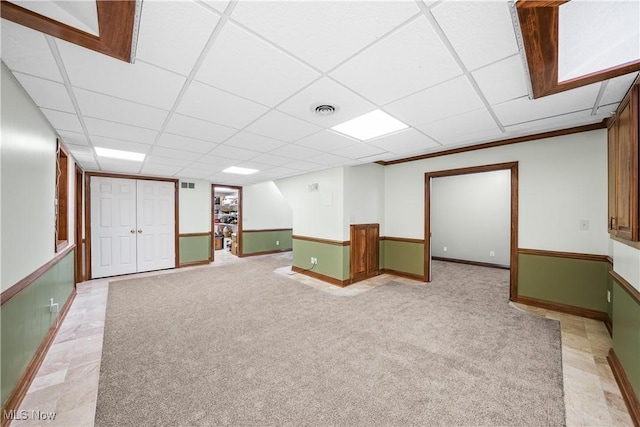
[2,0,638,186]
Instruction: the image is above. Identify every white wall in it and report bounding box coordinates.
[243,181,292,230]
[431,170,511,265]
[178,179,211,234]
[612,241,640,292]
[344,163,385,236]
[275,167,345,240]
[385,130,610,255]
[1,65,57,291]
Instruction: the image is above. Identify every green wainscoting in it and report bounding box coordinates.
[611,279,640,398]
[179,234,211,265]
[517,253,608,312]
[381,240,424,277]
[1,250,75,405]
[243,229,292,255]
[292,239,349,281]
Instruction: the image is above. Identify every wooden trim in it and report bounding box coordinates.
[518,248,610,263]
[380,269,426,282]
[290,266,350,287]
[85,173,179,279]
[1,244,75,305]
[379,122,606,166]
[380,236,425,244]
[179,232,211,238]
[178,260,211,268]
[432,256,510,270]
[424,162,519,302]
[242,228,293,233]
[606,256,614,266]
[608,348,640,427]
[604,313,613,338]
[0,288,76,427]
[292,235,349,246]
[238,249,293,258]
[74,164,84,283]
[516,2,640,99]
[515,295,607,321]
[0,0,136,63]
[610,270,640,305]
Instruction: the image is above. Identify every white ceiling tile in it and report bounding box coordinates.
[41,108,83,133]
[140,165,183,177]
[83,117,158,144]
[208,144,260,161]
[196,22,320,106]
[367,128,440,154]
[164,113,237,143]
[493,83,601,126]
[13,72,74,112]
[600,72,639,106]
[231,1,420,71]
[66,144,93,156]
[417,109,501,143]
[58,130,89,146]
[78,160,99,171]
[201,0,229,13]
[245,111,321,142]
[268,144,323,161]
[150,146,203,161]
[283,161,325,171]
[223,132,287,153]
[234,160,275,172]
[56,39,186,109]
[145,156,193,168]
[277,78,376,127]
[331,16,461,105]
[136,1,219,76]
[97,159,142,174]
[1,20,63,82]
[247,153,294,167]
[472,55,529,105]
[75,89,169,130]
[331,143,387,160]
[176,81,269,129]
[193,156,238,167]
[177,168,215,179]
[596,103,620,117]
[157,133,218,154]
[91,136,152,154]
[503,109,595,134]
[384,76,485,127]
[431,1,518,71]
[295,130,358,152]
[433,128,505,148]
[303,152,352,166]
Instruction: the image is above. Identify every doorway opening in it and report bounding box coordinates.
[424,162,519,300]
[212,184,242,261]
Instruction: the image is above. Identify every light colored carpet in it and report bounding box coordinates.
[95,257,564,426]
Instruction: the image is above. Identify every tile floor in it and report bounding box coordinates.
[9,256,634,426]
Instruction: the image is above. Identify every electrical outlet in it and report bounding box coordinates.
[490,251,495,257]
[443,246,447,252]
[607,290,611,303]
[311,257,318,265]
[276,240,279,245]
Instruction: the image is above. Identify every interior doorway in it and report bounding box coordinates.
[212,184,242,261]
[424,162,519,300]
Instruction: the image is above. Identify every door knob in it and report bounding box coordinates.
[130,229,135,234]
[138,229,143,233]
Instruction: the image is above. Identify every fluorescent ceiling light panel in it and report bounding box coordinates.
[95,147,145,162]
[331,109,409,140]
[222,166,259,175]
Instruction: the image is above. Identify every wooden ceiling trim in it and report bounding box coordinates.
[0,0,136,63]
[516,0,640,99]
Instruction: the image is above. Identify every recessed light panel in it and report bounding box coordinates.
[95,147,145,162]
[222,166,259,175]
[331,109,409,140]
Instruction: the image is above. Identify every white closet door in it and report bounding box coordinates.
[91,177,137,279]
[136,180,175,273]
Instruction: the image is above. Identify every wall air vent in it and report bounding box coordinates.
[181,182,196,189]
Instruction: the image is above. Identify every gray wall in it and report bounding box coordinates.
[431,169,511,266]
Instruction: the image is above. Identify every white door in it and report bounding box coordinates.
[91,177,137,278]
[91,177,176,278]
[136,180,175,273]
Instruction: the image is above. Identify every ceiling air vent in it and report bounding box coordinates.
[314,105,336,116]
